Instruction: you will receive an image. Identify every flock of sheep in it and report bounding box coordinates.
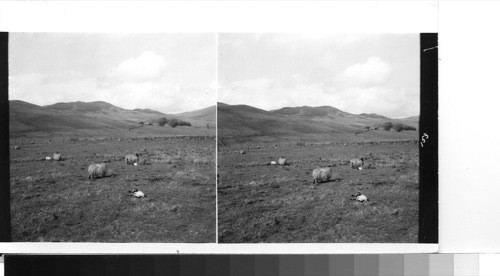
[311,157,368,202]
[34,151,145,198]
[86,153,146,198]
[311,157,364,182]
[87,153,139,180]
[250,150,369,202]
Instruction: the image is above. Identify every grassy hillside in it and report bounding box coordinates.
[10,100,215,139]
[217,102,419,144]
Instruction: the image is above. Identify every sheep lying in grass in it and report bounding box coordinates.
[88,163,108,179]
[351,192,369,202]
[350,158,364,169]
[128,188,146,198]
[312,167,333,184]
[125,153,139,165]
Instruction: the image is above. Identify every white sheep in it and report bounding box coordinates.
[129,188,146,198]
[125,153,139,165]
[53,152,61,161]
[270,161,277,165]
[312,167,333,184]
[278,157,287,165]
[45,157,51,161]
[88,163,108,179]
[351,192,369,202]
[350,158,364,169]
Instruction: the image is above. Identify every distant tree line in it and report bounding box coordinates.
[379,121,416,132]
[156,117,191,128]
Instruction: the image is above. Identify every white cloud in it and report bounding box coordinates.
[337,57,392,87]
[105,51,167,84]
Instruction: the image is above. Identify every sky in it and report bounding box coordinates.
[218,34,420,118]
[9,33,216,114]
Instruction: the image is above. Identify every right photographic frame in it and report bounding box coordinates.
[217,33,438,243]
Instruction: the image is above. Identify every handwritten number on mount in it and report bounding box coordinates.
[421,133,429,147]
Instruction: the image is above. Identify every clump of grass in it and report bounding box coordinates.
[234,161,267,167]
[150,151,175,164]
[364,163,376,169]
[139,158,152,165]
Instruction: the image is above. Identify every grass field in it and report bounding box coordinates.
[10,138,216,242]
[217,142,419,243]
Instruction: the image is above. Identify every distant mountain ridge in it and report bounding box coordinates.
[9,100,215,138]
[218,102,419,143]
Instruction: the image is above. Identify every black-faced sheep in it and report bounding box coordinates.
[350,192,369,202]
[312,167,333,184]
[350,158,364,169]
[128,188,146,198]
[125,153,139,165]
[88,163,108,179]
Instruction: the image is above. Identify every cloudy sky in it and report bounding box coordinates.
[9,33,216,114]
[218,34,419,118]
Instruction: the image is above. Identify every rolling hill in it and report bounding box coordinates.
[9,100,215,139]
[218,102,419,144]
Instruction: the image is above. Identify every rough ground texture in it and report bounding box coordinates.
[10,138,215,242]
[218,142,418,243]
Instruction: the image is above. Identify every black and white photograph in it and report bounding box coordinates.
[8,33,216,242]
[217,33,428,243]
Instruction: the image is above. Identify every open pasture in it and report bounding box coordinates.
[218,142,419,243]
[10,137,216,242]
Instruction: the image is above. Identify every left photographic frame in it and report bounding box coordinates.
[4,33,217,243]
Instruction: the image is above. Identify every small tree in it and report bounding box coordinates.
[168,118,179,128]
[157,117,168,127]
[393,123,404,132]
[382,121,393,131]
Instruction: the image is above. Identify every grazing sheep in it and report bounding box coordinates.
[88,163,108,179]
[351,192,369,202]
[128,188,146,198]
[270,161,277,165]
[240,150,246,154]
[45,157,51,161]
[125,153,139,165]
[278,157,287,165]
[312,167,333,184]
[53,152,61,161]
[350,158,364,169]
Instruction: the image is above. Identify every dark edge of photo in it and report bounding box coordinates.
[419,33,438,243]
[0,32,11,242]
